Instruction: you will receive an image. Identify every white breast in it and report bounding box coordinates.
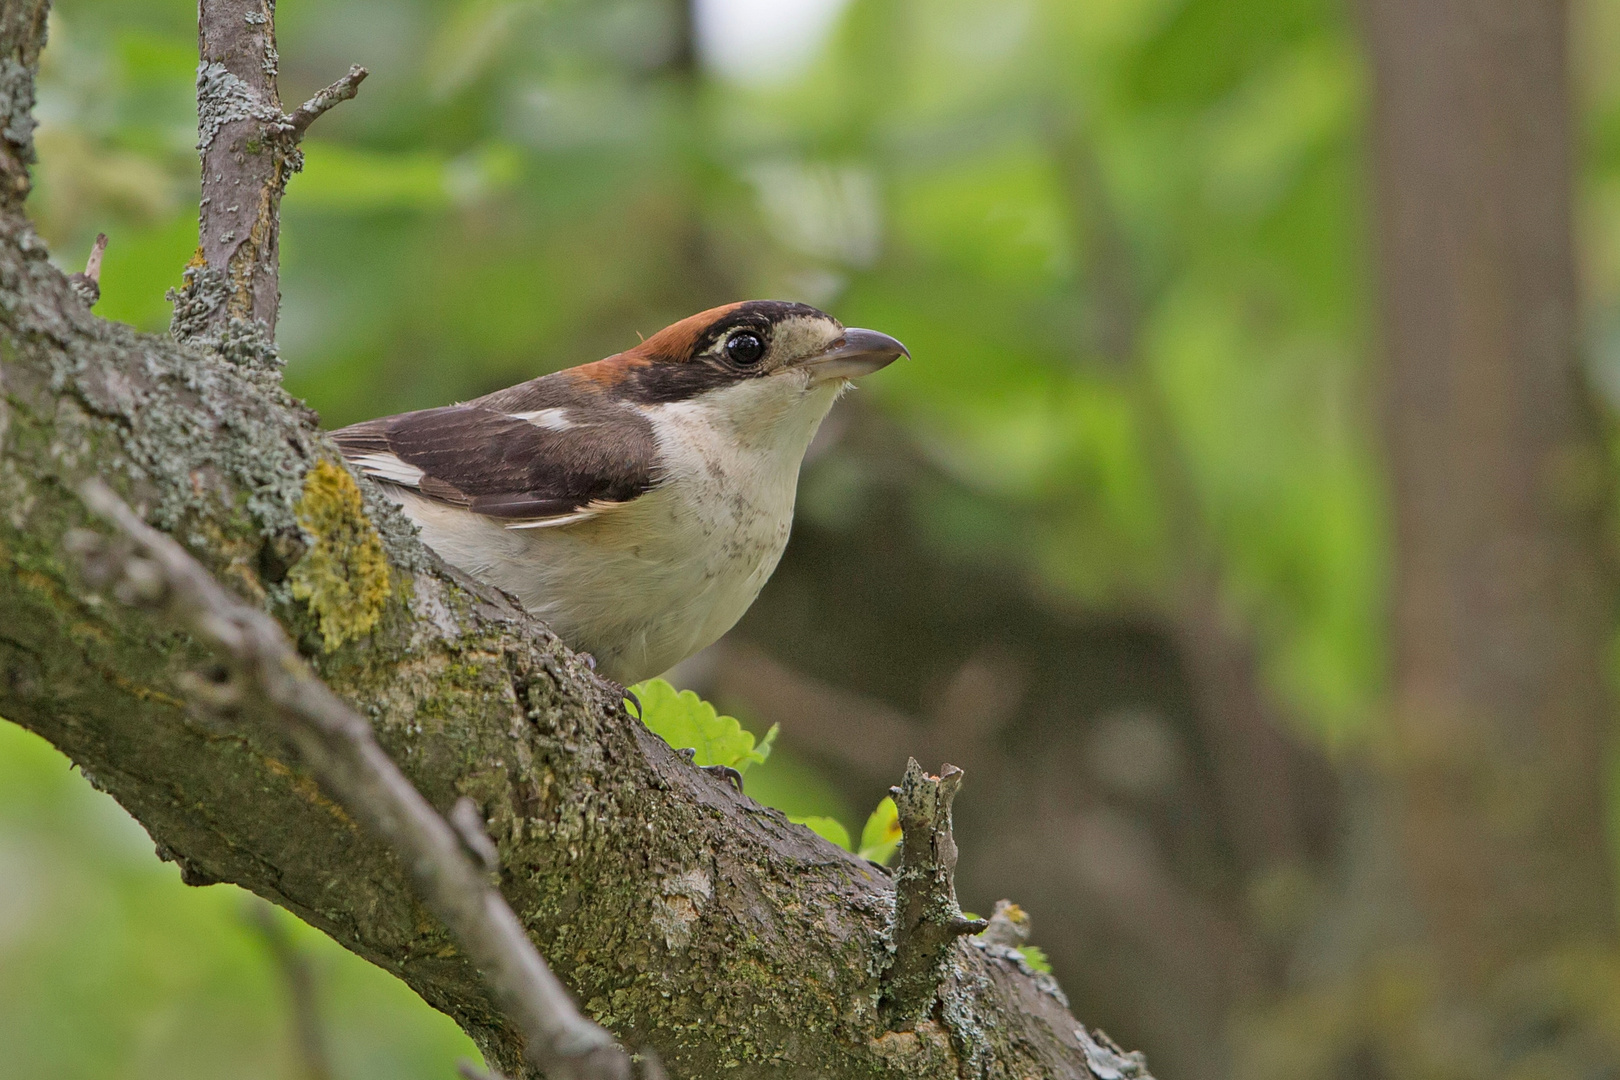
[390,373,844,683]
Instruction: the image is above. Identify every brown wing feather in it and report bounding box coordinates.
[331,397,660,525]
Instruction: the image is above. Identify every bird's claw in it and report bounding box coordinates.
[700,763,744,794]
[593,672,639,719]
[673,748,744,794]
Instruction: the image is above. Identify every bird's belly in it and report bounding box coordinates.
[550,484,791,680]
[393,483,791,684]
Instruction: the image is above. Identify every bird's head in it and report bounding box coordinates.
[569,301,908,405]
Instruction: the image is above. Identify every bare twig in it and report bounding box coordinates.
[71,479,630,1080]
[286,66,369,137]
[879,758,987,1027]
[246,898,334,1080]
[85,231,106,281]
[66,232,107,306]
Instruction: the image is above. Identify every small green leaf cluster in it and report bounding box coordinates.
[791,796,901,865]
[627,679,778,773]
[1016,945,1052,974]
[629,679,906,866]
[624,685,1059,973]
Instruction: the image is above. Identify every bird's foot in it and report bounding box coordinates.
[591,668,640,719]
[674,747,744,794]
[702,764,744,794]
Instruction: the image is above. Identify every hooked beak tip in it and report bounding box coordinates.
[802,327,909,382]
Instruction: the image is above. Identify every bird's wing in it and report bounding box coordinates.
[331,402,661,529]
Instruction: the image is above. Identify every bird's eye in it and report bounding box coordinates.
[725,332,765,367]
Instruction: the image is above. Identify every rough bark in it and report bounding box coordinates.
[188,0,289,336]
[73,478,628,1080]
[1363,0,1617,986]
[0,3,1128,1077]
[881,761,987,1027]
[172,0,364,347]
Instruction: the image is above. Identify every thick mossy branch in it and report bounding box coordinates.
[0,3,1134,1077]
[0,212,1117,1079]
[73,479,630,1080]
[881,759,989,1027]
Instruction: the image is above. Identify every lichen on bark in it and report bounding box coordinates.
[0,1,1139,1075]
[288,459,393,651]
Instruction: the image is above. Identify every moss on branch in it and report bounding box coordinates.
[288,459,394,652]
[0,4,1138,1076]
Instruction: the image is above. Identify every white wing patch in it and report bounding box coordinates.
[509,408,575,431]
[351,451,426,487]
[503,499,632,530]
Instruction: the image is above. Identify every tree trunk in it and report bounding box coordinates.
[1364,0,1616,987]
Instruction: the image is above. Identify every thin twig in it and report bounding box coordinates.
[66,232,107,305]
[457,1059,511,1080]
[246,898,334,1080]
[71,478,630,1080]
[286,65,369,138]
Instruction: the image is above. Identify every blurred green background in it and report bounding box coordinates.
[7,0,1620,1078]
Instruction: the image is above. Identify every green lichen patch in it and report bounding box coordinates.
[288,459,392,652]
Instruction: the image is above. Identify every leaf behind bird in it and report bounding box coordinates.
[628,678,778,773]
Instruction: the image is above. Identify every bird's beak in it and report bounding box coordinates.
[798,328,909,384]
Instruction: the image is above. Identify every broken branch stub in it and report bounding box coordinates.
[880,758,989,1027]
[286,65,369,137]
[66,232,106,305]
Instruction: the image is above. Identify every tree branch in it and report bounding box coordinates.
[71,479,629,1080]
[0,0,48,211]
[247,898,335,1080]
[0,2,1138,1077]
[172,0,366,346]
[881,760,988,1027]
[285,65,368,137]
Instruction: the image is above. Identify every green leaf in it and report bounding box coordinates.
[790,815,851,851]
[756,722,781,761]
[856,796,901,865]
[627,679,774,773]
[1016,945,1053,974]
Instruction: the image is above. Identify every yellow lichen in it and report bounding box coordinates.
[263,756,357,827]
[288,459,391,652]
